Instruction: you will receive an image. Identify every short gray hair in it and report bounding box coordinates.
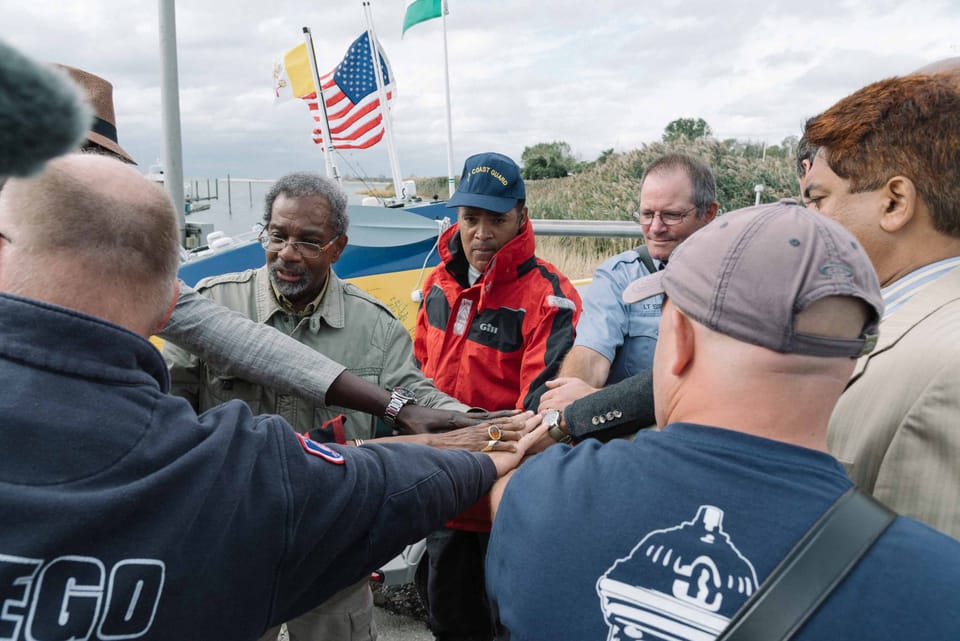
[263,172,349,236]
[640,153,717,219]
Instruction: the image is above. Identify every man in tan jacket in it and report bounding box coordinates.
[800,65,960,538]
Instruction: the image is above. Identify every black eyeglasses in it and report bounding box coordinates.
[258,231,339,258]
[632,205,698,227]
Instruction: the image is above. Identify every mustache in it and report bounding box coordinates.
[271,259,308,277]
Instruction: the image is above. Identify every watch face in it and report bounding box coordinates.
[542,409,561,427]
[393,387,416,402]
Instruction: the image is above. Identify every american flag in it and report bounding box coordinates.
[304,33,395,150]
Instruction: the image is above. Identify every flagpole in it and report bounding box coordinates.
[158,0,186,241]
[441,0,455,198]
[302,26,340,183]
[363,1,405,201]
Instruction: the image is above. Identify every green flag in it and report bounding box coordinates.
[402,0,442,36]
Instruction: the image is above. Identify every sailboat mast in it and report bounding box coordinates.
[362,1,404,200]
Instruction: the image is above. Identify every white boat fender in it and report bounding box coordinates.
[209,236,235,251]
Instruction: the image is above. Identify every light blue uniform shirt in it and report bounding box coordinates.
[574,248,663,384]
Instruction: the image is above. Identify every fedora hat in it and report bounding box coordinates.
[55,64,136,165]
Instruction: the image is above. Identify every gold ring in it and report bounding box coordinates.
[482,440,497,452]
[487,425,503,441]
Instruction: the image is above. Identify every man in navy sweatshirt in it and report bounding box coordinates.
[0,153,542,641]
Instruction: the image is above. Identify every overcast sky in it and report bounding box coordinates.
[5,0,959,181]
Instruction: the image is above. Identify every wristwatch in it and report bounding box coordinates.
[383,387,417,427]
[543,409,573,444]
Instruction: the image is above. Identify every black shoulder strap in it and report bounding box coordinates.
[636,244,657,273]
[717,487,896,641]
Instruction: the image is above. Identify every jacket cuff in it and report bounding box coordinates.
[563,369,656,442]
[472,451,499,489]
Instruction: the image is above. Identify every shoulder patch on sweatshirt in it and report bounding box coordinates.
[296,433,346,465]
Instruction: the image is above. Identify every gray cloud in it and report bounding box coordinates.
[5,0,960,180]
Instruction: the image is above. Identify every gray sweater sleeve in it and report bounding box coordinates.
[563,369,656,441]
[158,281,346,404]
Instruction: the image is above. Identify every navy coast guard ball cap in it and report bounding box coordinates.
[446,152,525,214]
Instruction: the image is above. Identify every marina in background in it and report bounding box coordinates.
[181,178,392,238]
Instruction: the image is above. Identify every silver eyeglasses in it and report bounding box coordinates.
[632,205,698,226]
[258,231,340,258]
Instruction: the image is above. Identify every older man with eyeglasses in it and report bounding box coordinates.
[162,171,472,641]
[539,153,718,422]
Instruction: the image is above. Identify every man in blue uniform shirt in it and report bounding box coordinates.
[540,153,717,413]
[487,201,960,640]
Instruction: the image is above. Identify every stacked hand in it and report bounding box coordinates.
[474,411,565,461]
[537,377,598,414]
[478,412,551,477]
[372,412,549,477]
[396,405,520,434]
[427,411,535,453]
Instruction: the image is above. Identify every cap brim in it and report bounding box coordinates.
[446,191,517,213]
[623,271,666,304]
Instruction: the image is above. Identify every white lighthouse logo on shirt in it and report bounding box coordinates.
[596,505,758,641]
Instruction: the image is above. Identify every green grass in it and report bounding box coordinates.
[378,140,801,279]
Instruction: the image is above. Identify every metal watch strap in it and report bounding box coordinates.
[383,387,416,427]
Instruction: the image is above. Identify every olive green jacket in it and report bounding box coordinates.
[164,266,468,439]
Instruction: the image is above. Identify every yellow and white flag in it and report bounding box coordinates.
[272,43,316,102]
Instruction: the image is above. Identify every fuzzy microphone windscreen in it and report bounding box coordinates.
[0,40,92,178]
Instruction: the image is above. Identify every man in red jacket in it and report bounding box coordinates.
[414,152,581,640]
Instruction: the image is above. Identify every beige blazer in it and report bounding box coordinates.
[829,265,960,540]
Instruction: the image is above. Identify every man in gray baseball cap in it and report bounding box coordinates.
[485,201,960,640]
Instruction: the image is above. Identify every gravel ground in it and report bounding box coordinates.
[373,583,433,640]
[275,583,432,641]
[371,583,428,620]
[372,607,434,641]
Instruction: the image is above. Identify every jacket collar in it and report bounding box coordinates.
[0,293,170,391]
[438,219,536,289]
[849,264,960,381]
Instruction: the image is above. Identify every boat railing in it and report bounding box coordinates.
[179,217,643,264]
[528,219,645,239]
